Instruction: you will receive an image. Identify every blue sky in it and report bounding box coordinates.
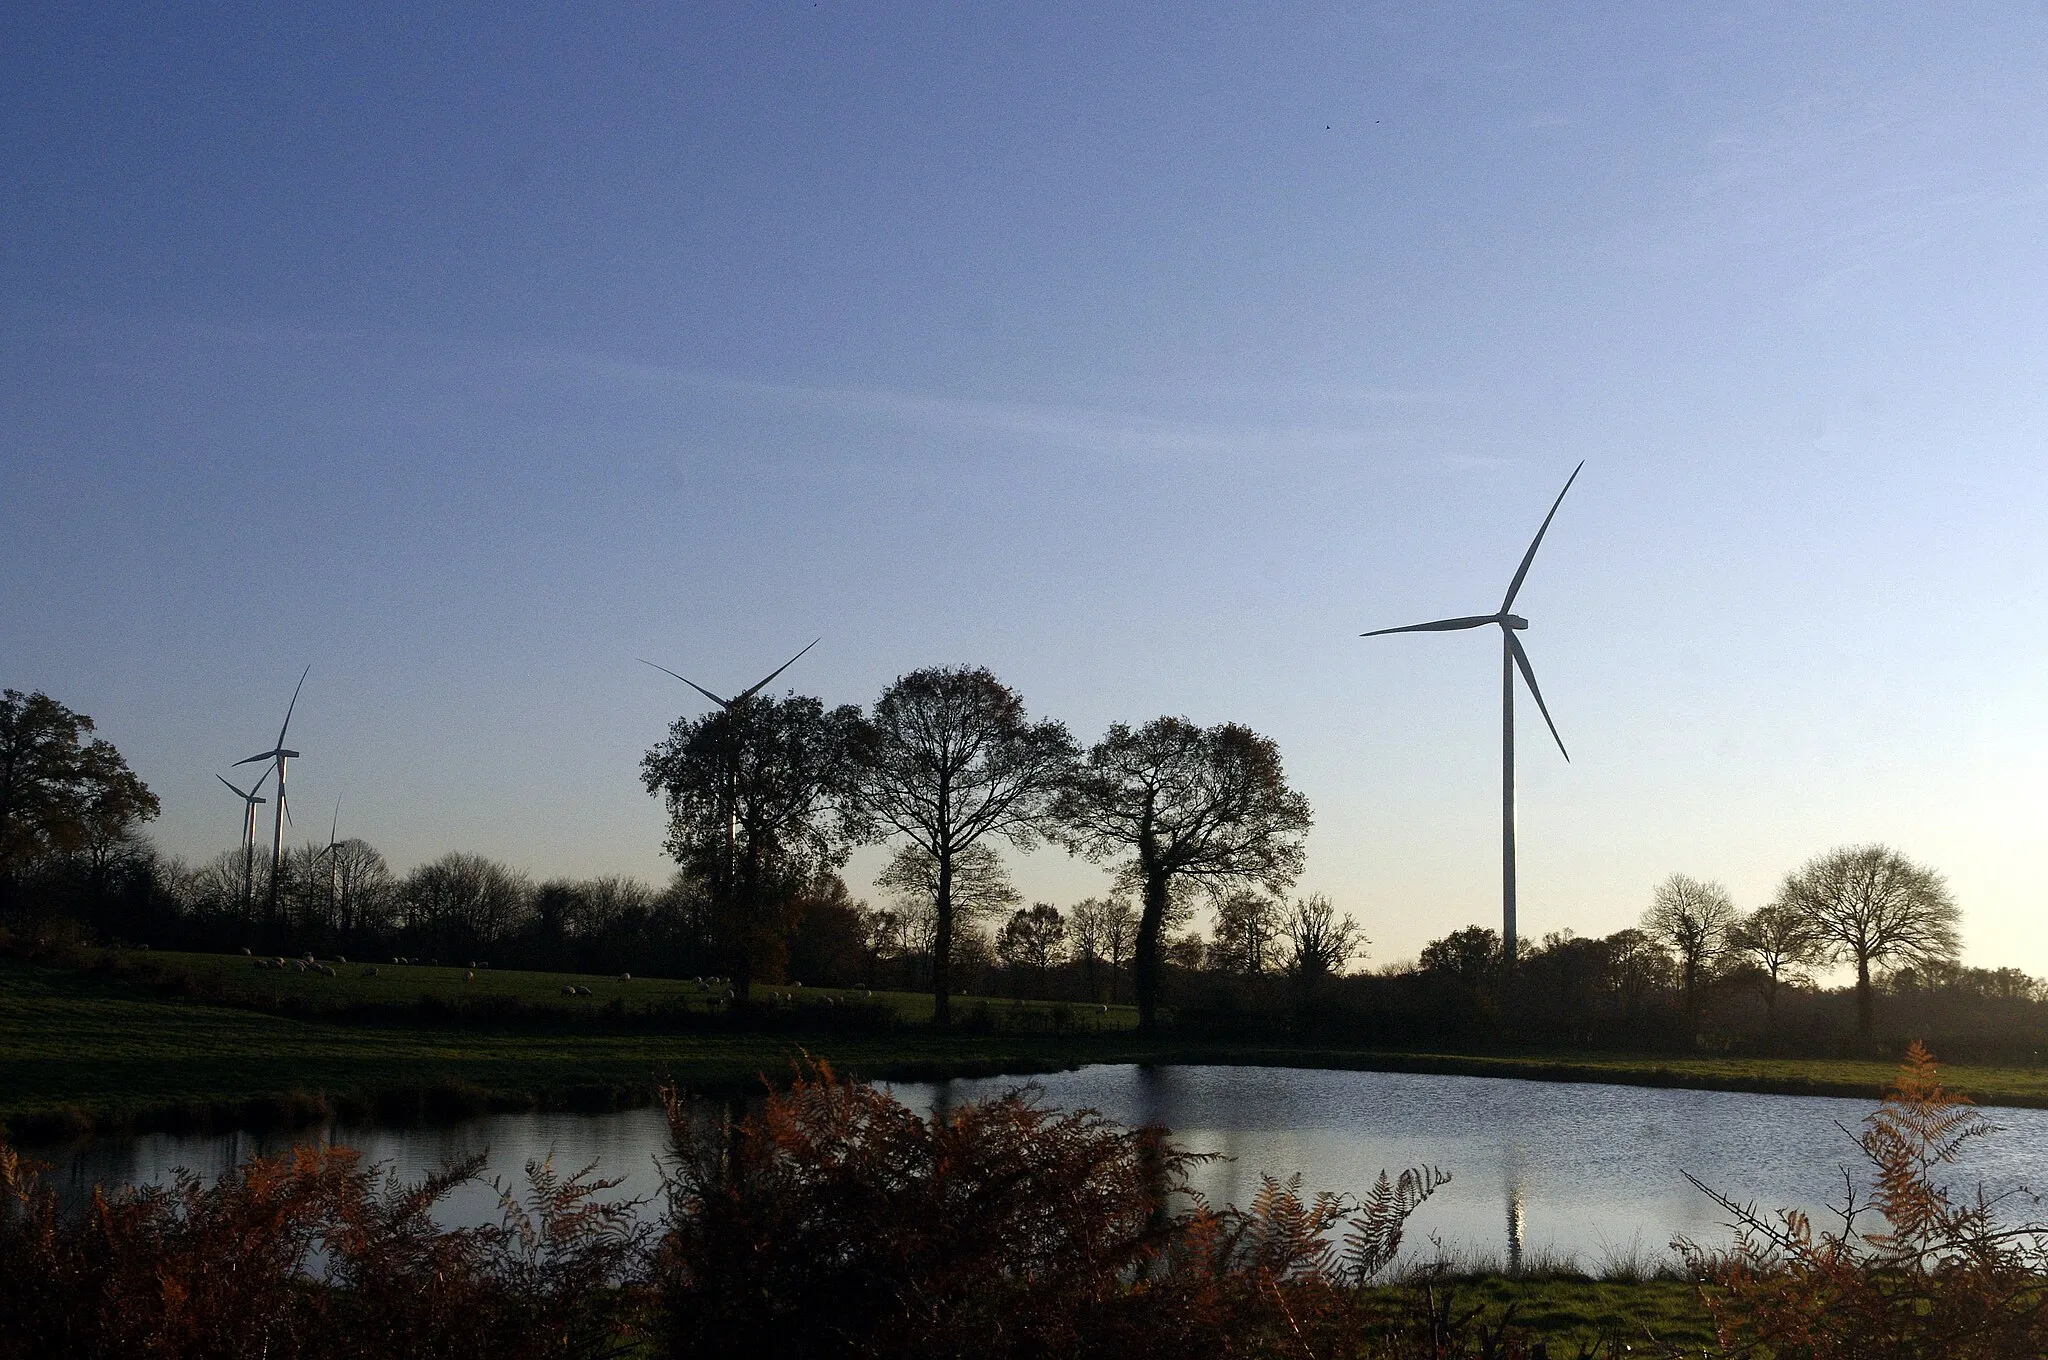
[5,2,2045,969]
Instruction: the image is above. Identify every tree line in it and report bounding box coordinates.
[3,681,2022,1053]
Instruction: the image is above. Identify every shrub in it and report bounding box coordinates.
[1679,1042,2048,1358]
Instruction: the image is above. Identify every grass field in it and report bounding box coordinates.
[9,947,2048,1142]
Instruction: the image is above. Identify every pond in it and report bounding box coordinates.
[38,1065,2048,1269]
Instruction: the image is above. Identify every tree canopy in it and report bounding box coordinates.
[1777,844,1961,1043]
[0,689,158,909]
[1055,716,1310,1029]
[641,693,869,1001]
[858,666,1075,1025]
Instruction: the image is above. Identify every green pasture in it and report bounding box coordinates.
[10,949,2048,1142]
[115,947,1142,1030]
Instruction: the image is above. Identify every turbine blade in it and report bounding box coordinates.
[1361,614,1500,637]
[1507,633,1569,762]
[218,774,253,800]
[282,785,294,828]
[638,659,731,709]
[1501,461,1585,613]
[329,796,341,846]
[234,751,275,766]
[735,637,820,703]
[276,664,310,747]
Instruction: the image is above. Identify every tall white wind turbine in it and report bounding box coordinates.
[1361,464,1582,966]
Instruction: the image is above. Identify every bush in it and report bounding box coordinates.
[1680,1042,2048,1358]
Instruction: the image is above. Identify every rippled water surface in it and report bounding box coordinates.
[44,1065,2048,1266]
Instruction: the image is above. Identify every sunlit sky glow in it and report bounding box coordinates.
[5,3,2045,970]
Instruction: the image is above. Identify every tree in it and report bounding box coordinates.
[875,841,1020,987]
[643,693,870,1005]
[1420,926,1502,985]
[401,852,531,960]
[1055,717,1312,1030]
[0,690,158,912]
[1641,872,1739,1042]
[857,667,1076,1026]
[1209,890,1284,976]
[1728,900,1821,1022]
[1778,844,1962,1044]
[995,903,1067,997]
[1068,895,1134,1003]
[1280,894,1365,981]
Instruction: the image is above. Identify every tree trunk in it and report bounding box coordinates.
[1135,867,1167,1031]
[1856,953,1874,1046]
[932,845,954,1028]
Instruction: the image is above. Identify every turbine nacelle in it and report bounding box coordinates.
[1503,614,1529,630]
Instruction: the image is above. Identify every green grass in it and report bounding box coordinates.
[1387,1275,1718,1351]
[118,947,1142,1029]
[11,947,2048,1141]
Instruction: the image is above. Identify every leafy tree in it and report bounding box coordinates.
[1778,844,1962,1044]
[1209,890,1284,976]
[1642,872,1739,1042]
[1730,899,1822,1022]
[1604,926,1676,1010]
[857,667,1076,1026]
[0,689,158,912]
[995,902,1067,996]
[642,693,870,1004]
[1419,925,1502,985]
[1280,894,1365,981]
[1055,717,1311,1030]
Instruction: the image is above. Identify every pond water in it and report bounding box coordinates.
[39,1065,2048,1269]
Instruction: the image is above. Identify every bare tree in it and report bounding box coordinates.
[1055,718,1312,1030]
[1641,873,1739,1042]
[857,667,1076,1027]
[875,840,1019,986]
[1280,894,1365,981]
[1069,895,1135,1003]
[1728,899,1821,1023]
[1777,844,1962,1043]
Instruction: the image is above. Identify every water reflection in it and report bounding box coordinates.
[33,1066,2048,1267]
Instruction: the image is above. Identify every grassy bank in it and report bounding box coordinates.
[10,949,2048,1141]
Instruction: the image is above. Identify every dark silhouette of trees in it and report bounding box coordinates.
[995,902,1067,996]
[400,852,532,961]
[874,840,1019,990]
[1209,890,1283,976]
[1068,895,1135,1002]
[642,693,869,1005]
[1730,899,1821,1023]
[1779,844,1962,1044]
[1280,894,1364,982]
[1420,925,1503,985]
[0,689,158,913]
[1642,872,1739,1044]
[1055,717,1311,1030]
[856,666,1075,1026]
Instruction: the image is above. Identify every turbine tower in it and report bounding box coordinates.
[234,665,309,935]
[216,768,271,918]
[1361,463,1582,966]
[315,795,344,936]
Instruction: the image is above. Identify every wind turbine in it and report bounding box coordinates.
[216,767,271,918]
[1361,463,1582,967]
[637,638,819,714]
[234,665,309,934]
[315,795,344,935]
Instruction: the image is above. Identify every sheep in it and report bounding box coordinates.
[617,972,631,982]
[560,985,576,996]
[362,967,379,977]
[240,946,252,956]
[575,985,593,997]
[464,970,475,983]
[336,955,347,964]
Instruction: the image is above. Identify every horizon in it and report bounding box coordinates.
[6,3,2045,972]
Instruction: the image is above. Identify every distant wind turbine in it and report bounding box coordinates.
[234,665,309,934]
[216,767,271,918]
[316,795,344,936]
[637,638,819,714]
[1361,463,1583,967]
